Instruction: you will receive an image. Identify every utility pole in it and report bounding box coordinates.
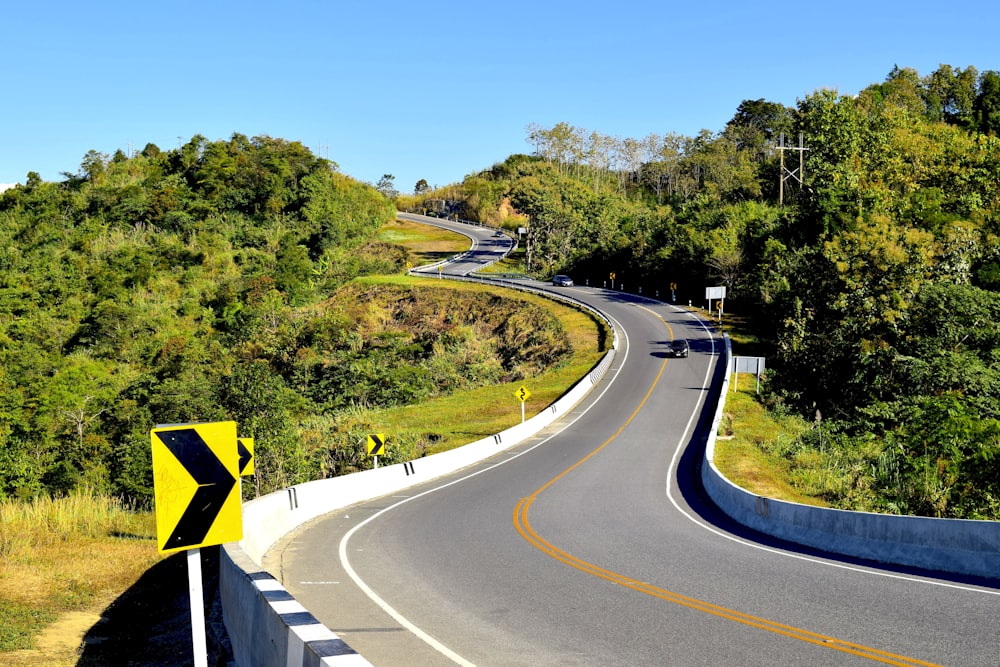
[777,133,808,206]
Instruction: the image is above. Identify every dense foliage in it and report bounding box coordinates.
[411,65,1000,518]
[0,134,575,505]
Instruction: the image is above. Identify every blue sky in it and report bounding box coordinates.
[2,1,997,194]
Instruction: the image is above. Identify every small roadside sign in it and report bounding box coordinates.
[514,386,531,423]
[150,420,242,667]
[367,433,386,469]
[367,434,386,456]
[238,437,254,476]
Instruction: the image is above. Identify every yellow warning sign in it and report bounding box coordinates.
[367,433,386,456]
[151,421,242,554]
[238,437,254,476]
[515,386,531,403]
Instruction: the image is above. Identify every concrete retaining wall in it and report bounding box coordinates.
[701,335,1000,579]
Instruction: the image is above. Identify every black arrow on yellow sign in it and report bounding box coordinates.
[367,434,385,456]
[154,428,237,551]
[238,437,254,476]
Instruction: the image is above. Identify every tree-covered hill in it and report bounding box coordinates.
[0,132,586,508]
[412,64,1000,518]
[0,134,400,502]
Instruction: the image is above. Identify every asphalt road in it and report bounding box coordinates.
[267,215,1000,666]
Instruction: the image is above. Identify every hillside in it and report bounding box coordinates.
[2,64,999,521]
[406,64,1000,519]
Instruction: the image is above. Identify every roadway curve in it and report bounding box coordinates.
[268,214,999,666]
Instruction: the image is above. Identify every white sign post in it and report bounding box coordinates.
[188,549,208,667]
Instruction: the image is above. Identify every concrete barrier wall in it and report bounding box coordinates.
[221,346,616,665]
[220,545,371,666]
[701,335,1000,579]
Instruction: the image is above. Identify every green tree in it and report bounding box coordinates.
[375,174,398,200]
[975,70,1000,136]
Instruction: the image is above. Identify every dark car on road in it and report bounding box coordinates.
[667,339,689,357]
[552,275,573,287]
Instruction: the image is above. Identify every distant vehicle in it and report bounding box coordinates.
[552,275,573,287]
[494,230,504,237]
[667,339,689,358]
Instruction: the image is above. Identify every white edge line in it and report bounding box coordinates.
[658,310,1000,597]
[337,313,632,665]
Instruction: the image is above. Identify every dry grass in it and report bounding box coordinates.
[0,490,161,662]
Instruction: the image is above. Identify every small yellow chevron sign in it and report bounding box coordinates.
[367,433,386,456]
[238,437,254,476]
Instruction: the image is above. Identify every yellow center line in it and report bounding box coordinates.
[511,306,939,667]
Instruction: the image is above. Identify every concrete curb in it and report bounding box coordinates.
[220,545,370,666]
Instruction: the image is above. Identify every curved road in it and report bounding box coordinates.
[268,214,999,666]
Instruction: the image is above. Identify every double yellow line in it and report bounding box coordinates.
[511,311,938,666]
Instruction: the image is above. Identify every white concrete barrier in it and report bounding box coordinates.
[221,346,616,665]
[701,335,1000,579]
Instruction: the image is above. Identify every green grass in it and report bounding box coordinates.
[713,309,827,506]
[475,244,529,277]
[349,272,607,454]
[714,382,826,506]
[374,304,605,454]
[377,218,470,266]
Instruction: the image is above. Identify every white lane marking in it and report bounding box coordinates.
[338,312,633,665]
[656,312,1000,597]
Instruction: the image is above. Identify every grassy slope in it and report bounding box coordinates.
[0,217,605,665]
[714,314,826,507]
[0,493,162,663]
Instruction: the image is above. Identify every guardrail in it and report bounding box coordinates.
[700,335,1000,580]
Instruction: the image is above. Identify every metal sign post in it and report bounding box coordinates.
[151,421,242,667]
[188,548,208,667]
[705,286,726,322]
[732,356,766,393]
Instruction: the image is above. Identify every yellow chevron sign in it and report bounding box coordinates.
[367,433,386,456]
[151,421,242,554]
[238,437,254,476]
